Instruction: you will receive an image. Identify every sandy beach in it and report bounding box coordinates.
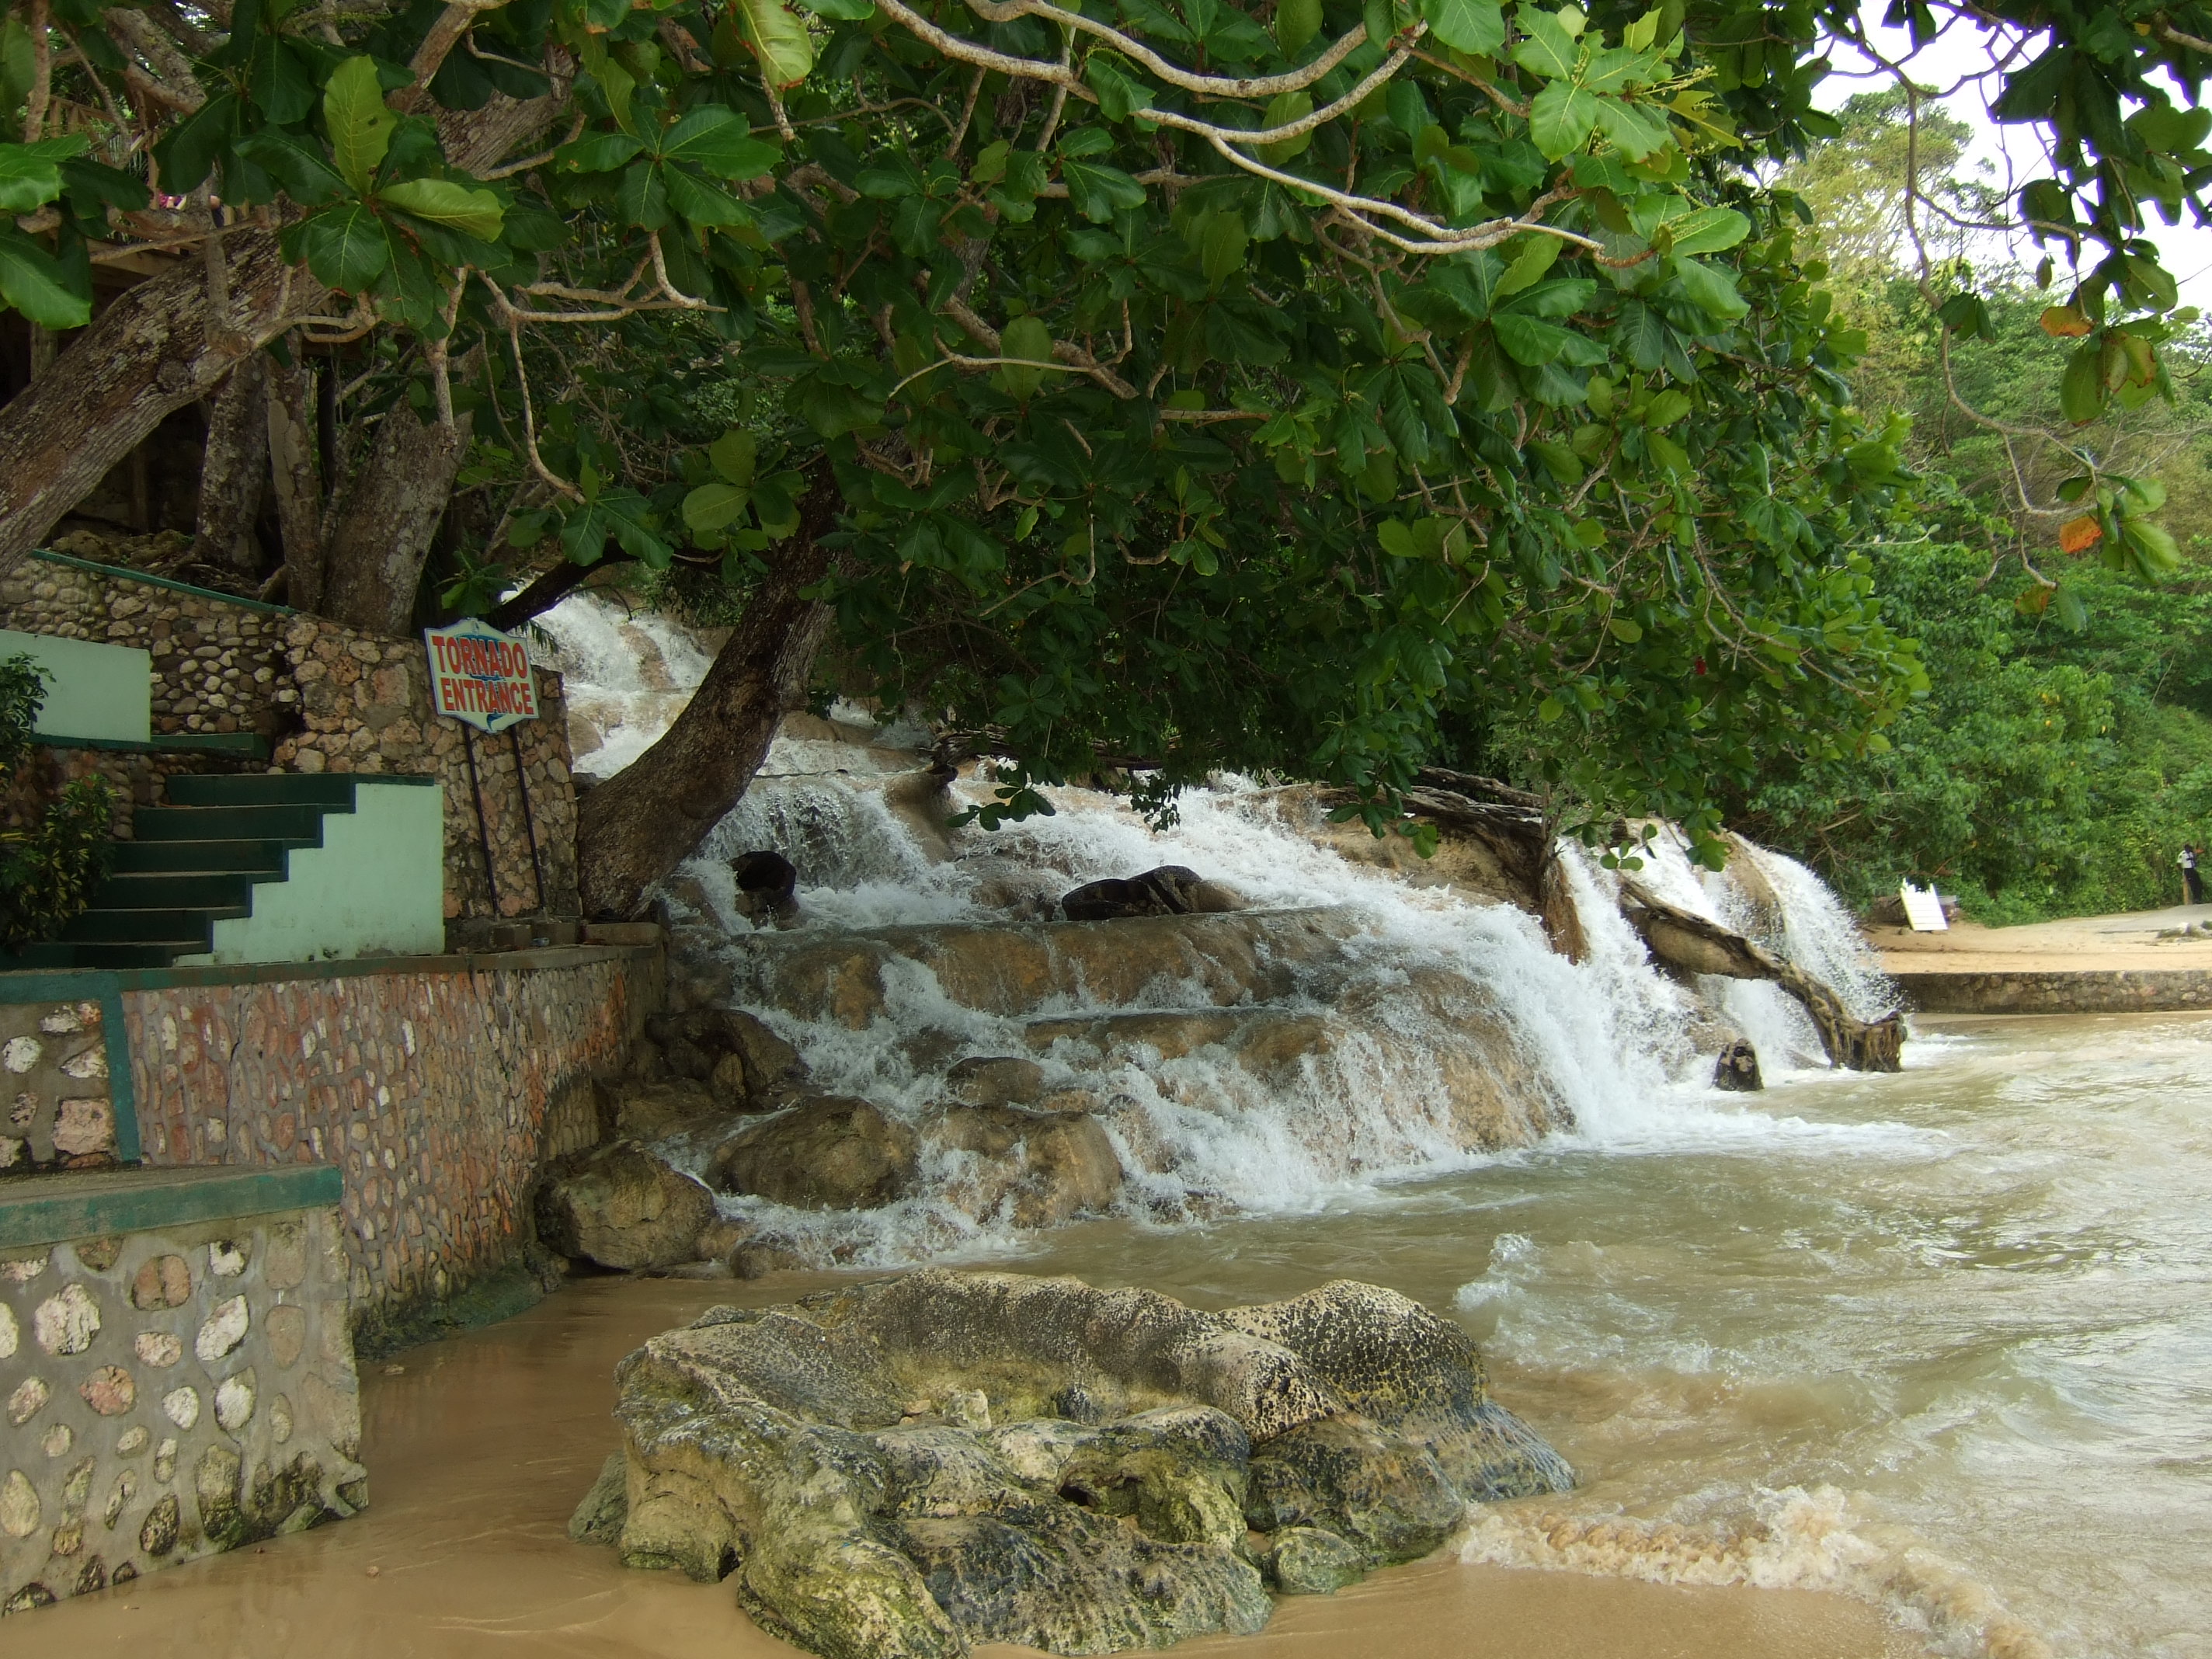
[1,1274,1918,1659]
[1871,903,2212,975]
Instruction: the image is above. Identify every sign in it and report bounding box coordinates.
[1899,880,1949,933]
[424,617,538,734]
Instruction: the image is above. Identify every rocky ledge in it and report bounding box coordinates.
[569,1270,1572,1657]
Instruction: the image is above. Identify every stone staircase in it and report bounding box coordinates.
[9,773,437,969]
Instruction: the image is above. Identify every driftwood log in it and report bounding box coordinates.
[1619,880,1904,1073]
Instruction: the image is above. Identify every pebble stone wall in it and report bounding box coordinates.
[0,999,115,1173]
[2,741,257,841]
[0,553,580,920]
[123,948,656,1345]
[0,1208,364,1616]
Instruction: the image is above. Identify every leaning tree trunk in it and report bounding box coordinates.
[318,401,473,635]
[575,472,843,920]
[192,353,270,576]
[0,233,324,572]
[264,350,325,610]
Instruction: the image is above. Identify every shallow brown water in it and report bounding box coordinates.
[5,1273,1908,1659]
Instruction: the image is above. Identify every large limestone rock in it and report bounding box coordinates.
[579,1271,1571,1657]
[708,1096,920,1210]
[1061,866,1245,922]
[535,1142,718,1271]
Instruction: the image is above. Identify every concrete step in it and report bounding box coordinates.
[131,803,338,843]
[106,838,297,875]
[86,871,261,911]
[60,906,238,946]
[165,773,359,809]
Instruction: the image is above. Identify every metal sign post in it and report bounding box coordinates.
[423,617,542,916]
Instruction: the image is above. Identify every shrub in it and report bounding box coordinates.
[0,654,112,949]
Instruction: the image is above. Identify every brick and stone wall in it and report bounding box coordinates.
[0,1204,363,1616]
[2,742,261,841]
[124,947,659,1350]
[0,551,580,920]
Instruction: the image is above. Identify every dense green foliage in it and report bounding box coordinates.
[0,656,112,949]
[13,0,2212,872]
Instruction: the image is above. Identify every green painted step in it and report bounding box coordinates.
[63,907,236,945]
[131,803,339,843]
[165,774,360,808]
[106,839,296,876]
[89,871,260,911]
[0,941,184,970]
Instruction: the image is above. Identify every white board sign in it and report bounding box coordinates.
[1900,880,1948,932]
[423,617,538,734]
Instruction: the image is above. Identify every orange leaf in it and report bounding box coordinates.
[2040,305,2093,338]
[2058,514,2104,554]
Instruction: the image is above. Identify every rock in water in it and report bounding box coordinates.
[923,1104,1123,1228]
[583,1270,1572,1657]
[944,1055,1046,1107]
[1061,866,1244,921]
[1713,1039,1764,1092]
[708,1096,919,1209]
[534,1142,718,1270]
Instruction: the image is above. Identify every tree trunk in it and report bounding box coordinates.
[575,473,843,919]
[264,350,325,611]
[0,232,324,572]
[318,402,472,636]
[482,545,635,630]
[193,353,270,576]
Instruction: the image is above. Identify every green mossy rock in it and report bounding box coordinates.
[583,1270,1573,1657]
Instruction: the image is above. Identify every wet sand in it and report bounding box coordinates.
[5,1275,1918,1659]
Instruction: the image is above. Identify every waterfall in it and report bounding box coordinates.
[537,592,1902,1264]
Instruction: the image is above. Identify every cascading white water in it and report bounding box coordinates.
[537,591,1911,1264]
[528,591,717,779]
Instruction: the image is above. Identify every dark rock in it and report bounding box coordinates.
[1224,1280,1574,1504]
[534,1142,718,1270]
[1265,1525,1366,1595]
[603,1077,717,1139]
[1243,1414,1466,1563]
[1713,1038,1764,1092]
[732,1240,811,1278]
[645,1008,806,1109]
[923,1103,1123,1228]
[708,1097,920,1210]
[1061,865,1245,922]
[568,1451,628,1543]
[732,850,801,927]
[945,1055,1046,1107]
[894,1494,1271,1653]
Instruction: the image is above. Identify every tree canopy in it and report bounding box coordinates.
[5,0,2212,906]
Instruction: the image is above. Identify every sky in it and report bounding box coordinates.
[1814,3,2212,309]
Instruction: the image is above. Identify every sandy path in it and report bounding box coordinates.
[2,1274,1919,1659]
[1875,903,2212,975]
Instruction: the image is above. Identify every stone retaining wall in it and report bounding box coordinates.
[123,947,659,1352]
[0,553,580,920]
[0,1200,363,1616]
[0,993,123,1174]
[1896,968,2212,1014]
[2,742,260,841]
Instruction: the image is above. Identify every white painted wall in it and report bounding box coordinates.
[0,628,151,743]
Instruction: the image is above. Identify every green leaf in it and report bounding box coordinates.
[1607,616,1642,642]
[801,0,875,16]
[250,37,317,123]
[683,482,753,534]
[1645,430,1689,473]
[735,0,814,88]
[1493,235,1560,298]
[1493,311,1576,365]
[555,131,647,174]
[2059,339,2103,423]
[2123,518,2181,576]
[1664,204,1750,256]
[299,202,393,290]
[1529,81,1599,159]
[151,92,238,194]
[1671,256,1748,319]
[709,428,758,484]
[996,314,1055,400]
[324,56,397,196]
[1591,96,1672,161]
[0,143,65,214]
[658,106,781,179]
[0,228,87,328]
[1378,519,1417,557]
[664,167,756,228]
[617,159,671,229]
[1511,9,1584,81]
[1277,0,1322,54]
[1255,91,1313,163]
[234,132,351,204]
[1642,388,1691,427]
[1201,210,1247,287]
[1063,158,1146,222]
[379,178,504,241]
[1421,0,1504,54]
[1086,52,1152,122]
